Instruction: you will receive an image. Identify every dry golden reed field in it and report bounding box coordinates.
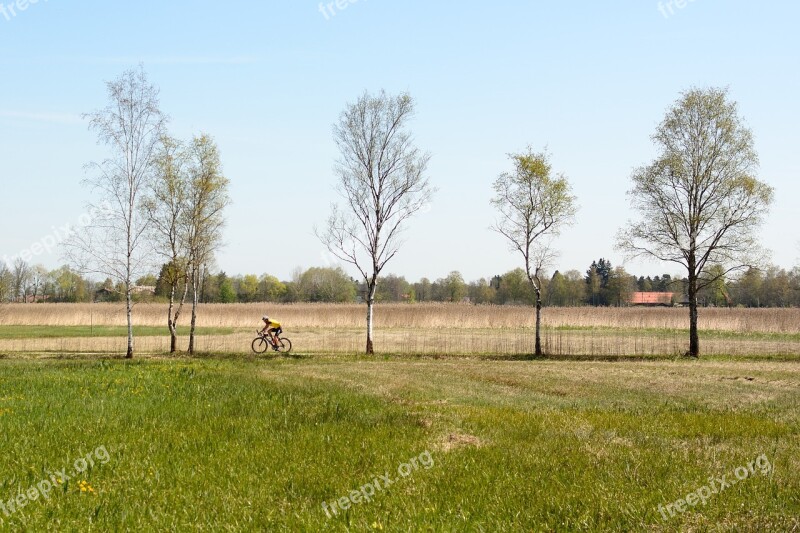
[1,302,799,356]
[4,302,800,330]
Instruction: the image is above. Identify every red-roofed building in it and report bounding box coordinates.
[629,292,674,306]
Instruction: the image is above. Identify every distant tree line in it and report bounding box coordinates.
[3,259,797,308]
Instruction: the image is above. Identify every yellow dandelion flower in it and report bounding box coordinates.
[77,480,95,494]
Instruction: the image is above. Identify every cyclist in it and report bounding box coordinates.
[260,315,283,350]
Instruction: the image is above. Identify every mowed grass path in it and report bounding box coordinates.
[0,357,798,531]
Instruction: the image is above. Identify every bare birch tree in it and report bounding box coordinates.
[184,134,229,355]
[319,91,433,354]
[617,87,774,357]
[491,149,577,357]
[144,135,189,353]
[65,67,166,358]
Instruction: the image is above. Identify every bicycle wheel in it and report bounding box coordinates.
[276,337,292,353]
[252,336,269,354]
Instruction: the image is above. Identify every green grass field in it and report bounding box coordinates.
[0,325,236,339]
[2,324,799,344]
[549,324,800,342]
[1,355,797,531]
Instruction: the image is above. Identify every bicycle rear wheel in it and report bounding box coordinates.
[276,337,292,353]
[252,337,269,354]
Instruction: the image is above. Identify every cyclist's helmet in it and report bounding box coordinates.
[262,315,269,321]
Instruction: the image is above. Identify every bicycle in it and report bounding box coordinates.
[252,330,292,354]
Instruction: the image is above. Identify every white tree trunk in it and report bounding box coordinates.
[126,285,134,359]
[534,287,542,357]
[365,282,377,354]
[189,278,198,355]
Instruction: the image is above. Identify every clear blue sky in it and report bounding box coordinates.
[1,0,798,282]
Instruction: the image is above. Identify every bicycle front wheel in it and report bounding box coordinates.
[276,337,292,353]
[252,337,269,354]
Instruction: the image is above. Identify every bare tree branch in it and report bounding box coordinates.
[64,66,166,358]
[491,148,577,356]
[318,91,433,354]
[184,134,230,354]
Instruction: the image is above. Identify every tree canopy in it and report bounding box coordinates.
[617,87,774,356]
